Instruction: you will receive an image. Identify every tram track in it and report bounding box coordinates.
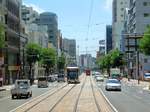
[73,76,87,112]
[12,83,68,112]
[49,76,87,112]
[90,77,101,112]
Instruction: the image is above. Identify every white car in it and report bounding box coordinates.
[11,80,32,99]
[105,79,121,91]
[96,76,104,82]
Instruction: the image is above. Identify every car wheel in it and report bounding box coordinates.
[105,87,108,91]
[12,95,15,99]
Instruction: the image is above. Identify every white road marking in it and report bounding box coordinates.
[98,86,119,112]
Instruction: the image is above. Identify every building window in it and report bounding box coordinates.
[143,2,148,6]
[121,14,123,17]
[121,8,124,11]
[120,2,123,5]
[144,13,149,17]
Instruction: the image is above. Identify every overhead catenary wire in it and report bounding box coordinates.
[86,0,94,41]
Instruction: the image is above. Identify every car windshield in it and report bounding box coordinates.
[17,82,28,89]
[107,80,120,83]
[38,77,47,81]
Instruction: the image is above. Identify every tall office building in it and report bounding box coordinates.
[62,38,76,58]
[36,12,58,49]
[128,0,150,34]
[112,0,129,49]
[127,0,150,79]
[106,25,112,53]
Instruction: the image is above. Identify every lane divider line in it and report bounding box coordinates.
[95,80,119,112]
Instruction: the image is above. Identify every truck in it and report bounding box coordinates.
[11,79,32,99]
[110,68,121,80]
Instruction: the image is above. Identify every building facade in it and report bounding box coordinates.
[106,25,112,53]
[99,40,105,55]
[112,0,129,49]
[126,0,150,79]
[36,12,58,50]
[62,38,76,58]
[21,5,39,24]
[0,0,27,84]
[128,0,150,34]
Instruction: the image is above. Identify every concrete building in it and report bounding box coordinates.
[21,5,39,24]
[99,40,105,55]
[0,0,28,84]
[62,38,76,58]
[106,25,112,53]
[128,0,150,34]
[57,30,63,57]
[112,0,129,49]
[126,0,150,79]
[36,12,58,49]
[79,54,96,70]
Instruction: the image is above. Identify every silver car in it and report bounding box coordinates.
[105,79,121,91]
[96,75,104,82]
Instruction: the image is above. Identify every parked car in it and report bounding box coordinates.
[37,76,49,88]
[48,75,55,82]
[11,79,32,99]
[144,72,150,81]
[57,74,65,82]
[105,79,121,91]
[96,75,104,82]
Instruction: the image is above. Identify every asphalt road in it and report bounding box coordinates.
[96,79,150,112]
[0,82,63,112]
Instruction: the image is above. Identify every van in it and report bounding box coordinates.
[37,76,48,88]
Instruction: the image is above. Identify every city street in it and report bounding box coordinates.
[0,82,63,112]
[97,79,150,112]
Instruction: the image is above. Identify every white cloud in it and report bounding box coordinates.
[104,0,113,11]
[23,3,45,13]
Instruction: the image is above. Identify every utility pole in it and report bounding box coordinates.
[125,33,142,84]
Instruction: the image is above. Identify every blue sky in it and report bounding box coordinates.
[23,0,112,57]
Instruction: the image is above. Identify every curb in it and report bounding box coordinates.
[0,88,6,91]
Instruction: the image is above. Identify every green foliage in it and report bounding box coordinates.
[110,49,124,67]
[41,48,56,76]
[57,53,66,70]
[41,48,56,68]
[0,23,5,48]
[139,26,150,55]
[26,43,41,65]
[97,49,124,70]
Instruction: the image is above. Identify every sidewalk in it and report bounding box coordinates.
[122,78,150,91]
[0,85,14,91]
[0,80,38,91]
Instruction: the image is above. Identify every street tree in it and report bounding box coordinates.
[26,43,41,84]
[41,48,56,76]
[0,23,5,56]
[57,53,66,73]
[97,54,111,75]
[139,26,150,55]
[110,49,124,68]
